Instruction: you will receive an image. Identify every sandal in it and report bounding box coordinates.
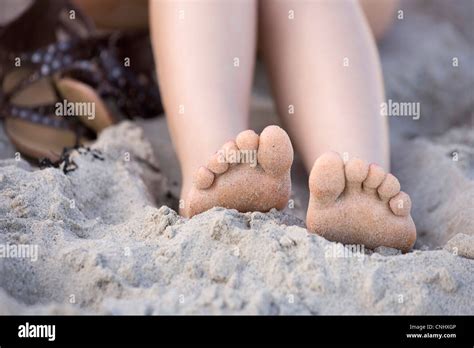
[0,0,163,162]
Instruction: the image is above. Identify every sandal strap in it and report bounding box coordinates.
[0,2,163,133]
[1,38,107,100]
[0,103,91,134]
[1,33,163,117]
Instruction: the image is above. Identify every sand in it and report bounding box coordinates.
[0,0,473,314]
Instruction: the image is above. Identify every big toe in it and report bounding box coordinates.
[257,125,293,177]
[309,151,345,205]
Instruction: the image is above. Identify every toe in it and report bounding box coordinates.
[309,151,345,205]
[377,173,401,201]
[193,166,214,190]
[221,140,240,164]
[257,125,293,177]
[236,130,259,151]
[389,191,412,216]
[344,158,369,191]
[363,164,386,194]
[207,152,229,174]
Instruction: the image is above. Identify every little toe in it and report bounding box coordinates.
[193,166,215,190]
[309,151,345,205]
[344,158,369,192]
[363,164,386,195]
[207,152,229,174]
[257,125,294,177]
[377,173,401,201]
[389,191,412,216]
[236,130,259,151]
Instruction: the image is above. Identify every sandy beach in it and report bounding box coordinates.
[0,0,473,314]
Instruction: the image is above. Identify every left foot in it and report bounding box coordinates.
[306,151,416,252]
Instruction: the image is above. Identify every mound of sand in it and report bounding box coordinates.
[0,0,473,314]
[0,122,472,315]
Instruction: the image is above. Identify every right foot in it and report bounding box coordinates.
[306,152,416,252]
[182,125,294,218]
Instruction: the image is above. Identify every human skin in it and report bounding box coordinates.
[149,0,397,202]
[259,0,389,172]
[77,0,397,175]
[149,0,257,200]
[149,0,414,253]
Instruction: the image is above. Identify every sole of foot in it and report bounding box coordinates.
[307,151,416,252]
[183,125,294,218]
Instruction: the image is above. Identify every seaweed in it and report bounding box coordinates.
[38,145,104,174]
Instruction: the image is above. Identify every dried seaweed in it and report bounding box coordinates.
[39,145,104,174]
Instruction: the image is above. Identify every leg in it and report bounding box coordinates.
[150,0,294,217]
[259,0,416,251]
[150,0,257,199]
[359,0,399,41]
[259,0,389,171]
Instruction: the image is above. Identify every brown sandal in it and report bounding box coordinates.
[0,0,163,162]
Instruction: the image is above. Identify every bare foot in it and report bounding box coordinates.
[306,152,416,252]
[183,125,293,217]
